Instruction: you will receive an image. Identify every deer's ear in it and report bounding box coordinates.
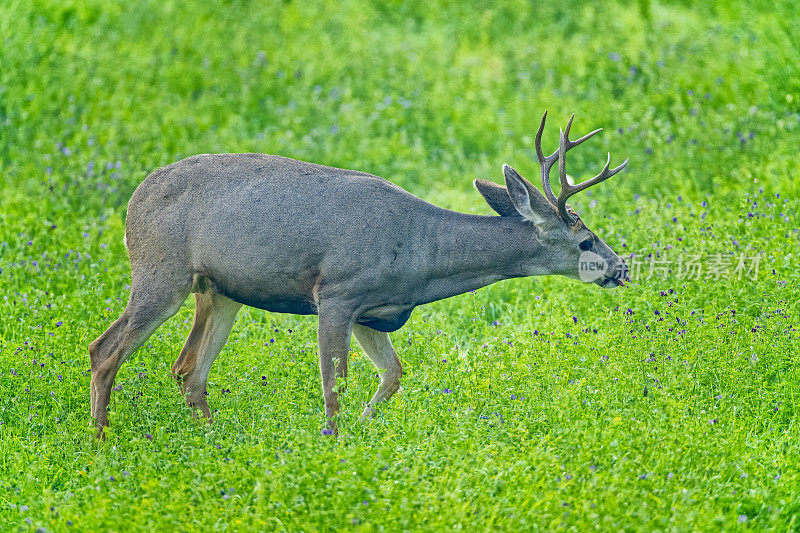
[473,178,519,217]
[502,164,554,227]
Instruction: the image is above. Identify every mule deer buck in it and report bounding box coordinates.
[89,111,628,437]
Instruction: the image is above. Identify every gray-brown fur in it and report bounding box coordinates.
[89,133,627,436]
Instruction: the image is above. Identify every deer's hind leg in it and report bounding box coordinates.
[352,324,403,421]
[316,306,354,434]
[89,275,189,435]
[171,291,241,420]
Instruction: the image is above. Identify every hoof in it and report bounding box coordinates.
[94,424,107,441]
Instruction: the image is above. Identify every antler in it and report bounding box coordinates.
[535,112,617,224]
[534,110,628,224]
[557,117,628,224]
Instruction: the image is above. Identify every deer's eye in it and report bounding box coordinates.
[579,239,593,251]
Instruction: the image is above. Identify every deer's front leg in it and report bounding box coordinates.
[316,308,353,434]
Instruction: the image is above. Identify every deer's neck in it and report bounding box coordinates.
[415,212,544,305]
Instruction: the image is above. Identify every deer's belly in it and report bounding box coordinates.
[194,277,315,315]
[231,295,318,316]
[192,272,414,329]
[356,305,415,333]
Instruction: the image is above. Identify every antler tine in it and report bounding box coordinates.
[534,110,559,206]
[564,113,604,150]
[569,153,629,195]
[564,113,574,139]
[534,110,548,162]
[567,127,603,150]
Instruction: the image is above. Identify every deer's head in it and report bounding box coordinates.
[475,111,629,288]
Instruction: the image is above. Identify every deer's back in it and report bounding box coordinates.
[125,154,443,318]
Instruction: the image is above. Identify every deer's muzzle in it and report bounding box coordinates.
[597,258,628,288]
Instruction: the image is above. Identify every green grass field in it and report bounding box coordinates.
[1,0,799,530]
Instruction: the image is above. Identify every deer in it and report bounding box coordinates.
[88,111,629,437]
